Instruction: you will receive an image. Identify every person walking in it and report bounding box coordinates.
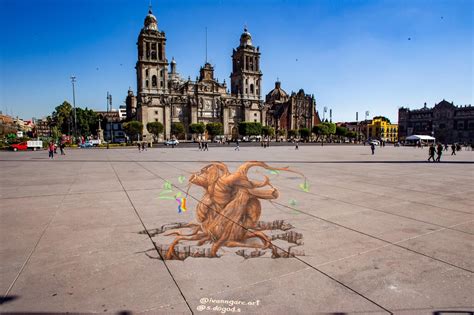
[141,142,146,152]
[444,143,448,151]
[137,142,141,153]
[235,139,240,151]
[204,142,209,151]
[451,143,456,155]
[48,141,55,159]
[370,142,375,155]
[436,143,443,162]
[428,144,435,162]
[295,140,299,150]
[198,141,202,151]
[60,142,66,155]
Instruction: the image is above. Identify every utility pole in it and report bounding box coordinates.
[365,110,370,141]
[107,92,113,143]
[71,76,77,140]
[356,111,359,143]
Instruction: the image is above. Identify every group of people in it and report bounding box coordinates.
[198,141,209,151]
[48,141,66,159]
[137,142,148,152]
[427,143,459,162]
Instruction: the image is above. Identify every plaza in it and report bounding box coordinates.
[0,145,473,314]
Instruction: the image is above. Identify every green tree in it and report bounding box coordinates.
[52,101,73,135]
[189,123,205,139]
[276,129,287,139]
[171,122,185,139]
[261,126,275,137]
[76,107,98,137]
[335,126,348,140]
[238,122,262,136]
[347,131,357,139]
[122,120,143,141]
[206,122,223,139]
[298,128,310,141]
[146,121,164,142]
[322,122,336,135]
[312,124,329,142]
[287,129,298,138]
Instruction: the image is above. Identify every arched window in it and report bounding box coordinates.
[145,80,149,87]
[152,75,157,87]
[158,43,163,60]
[250,84,254,94]
[145,69,149,77]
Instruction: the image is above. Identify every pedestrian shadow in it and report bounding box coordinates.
[0,295,19,305]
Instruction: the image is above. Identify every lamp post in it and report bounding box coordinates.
[70,76,77,141]
[365,110,370,141]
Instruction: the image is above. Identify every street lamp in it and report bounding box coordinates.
[70,76,77,140]
[365,110,370,141]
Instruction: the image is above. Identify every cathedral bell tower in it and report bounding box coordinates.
[136,7,168,96]
[230,28,262,100]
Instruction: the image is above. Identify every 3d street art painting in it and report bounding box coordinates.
[140,161,308,260]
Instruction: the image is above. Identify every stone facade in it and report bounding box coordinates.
[127,8,266,141]
[398,100,474,144]
[265,81,320,132]
[126,7,319,141]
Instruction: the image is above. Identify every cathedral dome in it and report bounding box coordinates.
[143,9,158,31]
[240,28,252,46]
[266,81,288,103]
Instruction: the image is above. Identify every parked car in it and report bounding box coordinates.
[79,141,94,148]
[88,139,101,146]
[10,141,43,151]
[10,142,28,151]
[165,139,179,146]
[368,140,380,146]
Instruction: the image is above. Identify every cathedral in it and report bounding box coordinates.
[126,7,319,140]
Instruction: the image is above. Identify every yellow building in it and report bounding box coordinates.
[368,117,398,143]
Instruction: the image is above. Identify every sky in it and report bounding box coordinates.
[0,0,472,123]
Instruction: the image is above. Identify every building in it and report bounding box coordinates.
[0,114,17,137]
[265,81,320,133]
[33,118,51,138]
[126,6,318,140]
[118,105,127,120]
[96,111,127,143]
[367,117,398,143]
[398,100,474,143]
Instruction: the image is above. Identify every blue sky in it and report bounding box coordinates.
[0,0,472,122]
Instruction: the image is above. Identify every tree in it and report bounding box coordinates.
[312,124,329,142]
[52,101,73,135]
[298,128,310,141]
[122,120,143,141]
[322,122,336,135]
[206,122,223,139]
[335,126,348,140]
[287,129,298,138]
[189,123,205,139]
[147,121,164,142]
[276,129,286,140]
[238,122,262,136]
[171,122,185,139]
[261,126,275,137]
[75,107,98,137]
[347,131,357,139]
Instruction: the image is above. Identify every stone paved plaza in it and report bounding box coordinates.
[0,145,473,314]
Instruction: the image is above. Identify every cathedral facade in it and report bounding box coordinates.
[126,7,318,140]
